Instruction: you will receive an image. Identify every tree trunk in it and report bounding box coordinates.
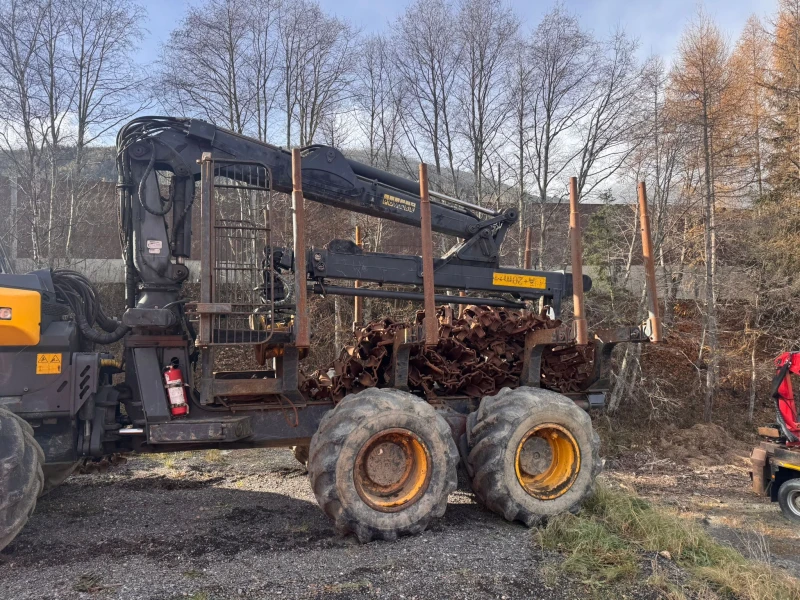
[9,175,18,271]
[517,121,525,267]
[701,99,717,423]
[66,144,84,258]
[334,295,342,353]
[748,340,757,423]
[537,202,546,269]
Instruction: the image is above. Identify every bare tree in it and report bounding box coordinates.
[526,6,595,268]
[293,6,354,145]
[355,35,405,168]
[277,0,304,147]
[36,0,72,256]
[768,0,800,192]
[574,29,642,197]
[62,0,147,255]
[393,0,462,192]
[159,0,253,133]
[670,10,733,421]
[455,0,517,204]
[636,56,689,320]
[250,0,281,142]
[730,15,771,199]
[504,39,533,266]
[0,0,49,263]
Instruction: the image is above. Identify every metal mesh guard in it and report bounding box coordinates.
[209,161,274,345]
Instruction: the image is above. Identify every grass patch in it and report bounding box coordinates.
[538,484,800,600]
[137,451,198,469]
[324,580,372,594]
[204,449,224,463]
[182,569,205,579]
[73,572,120,594]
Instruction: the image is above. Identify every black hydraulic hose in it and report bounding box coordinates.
[137,141,173,217]
[52,269,130,344]
[73,312,130,344]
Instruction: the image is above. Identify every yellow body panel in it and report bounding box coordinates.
[0,287,41,346]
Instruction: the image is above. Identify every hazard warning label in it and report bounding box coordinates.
[36,353,62,375]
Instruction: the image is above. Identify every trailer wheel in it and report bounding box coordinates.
[308,389,458,542]
[0,407,44,551]
[778,478,800,523]
[465,387,601,526]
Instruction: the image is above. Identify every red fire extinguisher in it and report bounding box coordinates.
[163,361,189,417]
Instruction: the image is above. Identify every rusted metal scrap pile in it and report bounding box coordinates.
[301,305,594,402]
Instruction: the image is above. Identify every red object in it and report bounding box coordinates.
[164,364,189,417]
[774,352,800,441]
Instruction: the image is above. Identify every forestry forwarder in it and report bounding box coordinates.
[0,117,660,549]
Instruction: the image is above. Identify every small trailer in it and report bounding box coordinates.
[751,432,800,522]
[750,352,800,522]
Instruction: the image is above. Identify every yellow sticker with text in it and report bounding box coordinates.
[36,353,62,375]
[492,272,547,290]
[382,193,416,213]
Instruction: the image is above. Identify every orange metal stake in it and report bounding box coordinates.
[637,182,662,342]
[419,163,438,347]
[354,225,363,329]
[291,149,309,349]
[569,177,588,345]
[524,227,533,270]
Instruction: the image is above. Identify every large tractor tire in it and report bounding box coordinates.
[41,462,80,495]
[0,407,44,551]
[465,387,601,526]
[308,388,458,543]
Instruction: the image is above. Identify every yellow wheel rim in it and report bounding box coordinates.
[354,428,431,512]
[515,424,580,500]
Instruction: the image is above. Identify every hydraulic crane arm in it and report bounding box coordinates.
[117,117,515,260]
[117,117,581,317]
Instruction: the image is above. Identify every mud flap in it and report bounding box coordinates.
[750,447,769,495]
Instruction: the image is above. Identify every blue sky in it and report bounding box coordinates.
[138,0,777,66]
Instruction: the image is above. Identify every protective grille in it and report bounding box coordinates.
[201,159,276,345]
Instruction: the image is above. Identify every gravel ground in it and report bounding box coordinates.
[0,449,603,600]
[2,447,772,600]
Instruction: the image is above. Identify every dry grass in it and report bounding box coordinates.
[73,572,120,594]
[538,484,800,600]
[203,449,225,463]
[137,450,199,469]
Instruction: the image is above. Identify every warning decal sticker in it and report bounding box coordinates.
[491,272,547,290]
[36,353,62,375]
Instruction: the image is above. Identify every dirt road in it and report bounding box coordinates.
[0,448,796,600]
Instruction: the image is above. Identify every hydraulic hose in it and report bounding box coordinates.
[52,269,130,344]
[137,141,173,217]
